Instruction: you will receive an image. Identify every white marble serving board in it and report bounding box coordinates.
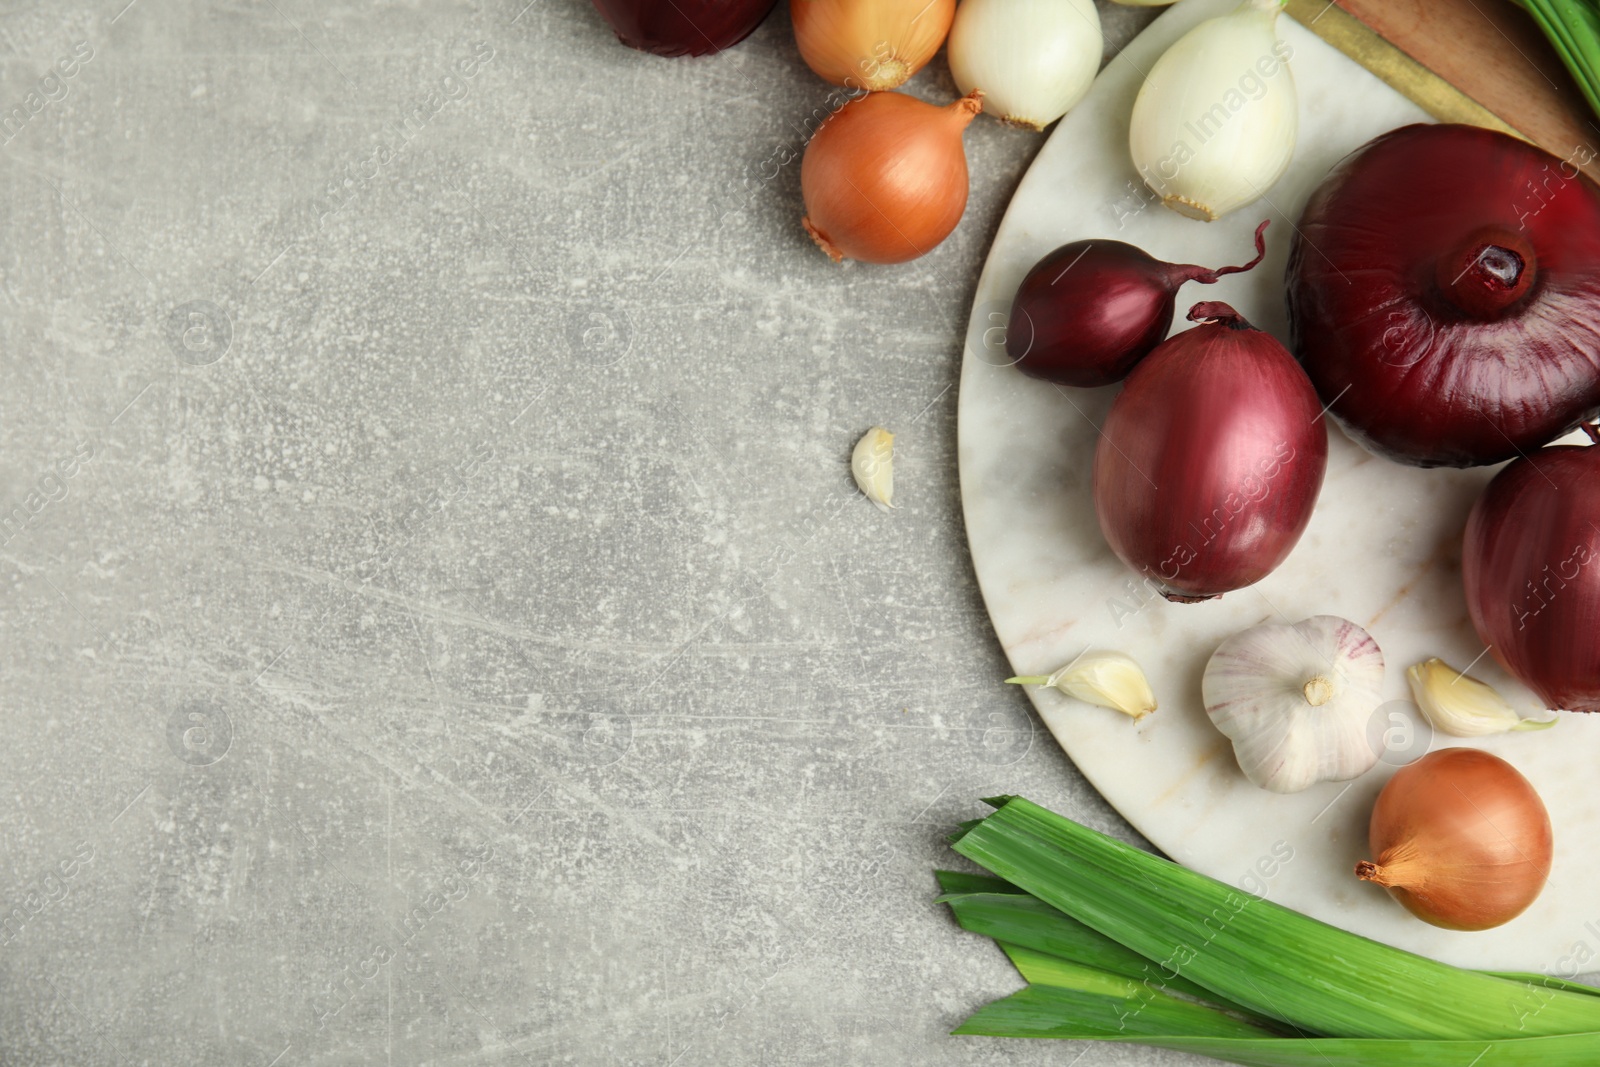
[958,0,1600,971]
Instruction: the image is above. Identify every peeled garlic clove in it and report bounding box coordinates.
[1007,650,1157,720]
[1407,657,1558,737]
[1203,616,1385,794]
[851,426,896,511]
[1128,0,1297,221]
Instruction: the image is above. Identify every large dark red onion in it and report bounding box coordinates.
[1008,222,1268,387]
[1095,302,1328,601]
[1462,427,1600,711]
[1287,123,1600,468]
[590,0,778,56]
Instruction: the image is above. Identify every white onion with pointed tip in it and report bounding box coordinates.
[1128,0,1297,220]
[947,0,1103,132]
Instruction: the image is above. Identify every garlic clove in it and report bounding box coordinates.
[1008,650,1157,720]
[1406,657,1558,737]
[851,426,896,511]
[1202,616,1386,793]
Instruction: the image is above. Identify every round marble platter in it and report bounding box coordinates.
[958,0,1600,971]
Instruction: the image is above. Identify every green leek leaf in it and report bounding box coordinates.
[954,983,1280,1041]
[939,889,1256,1014]
[952,797,1600,1040]
[932,869,1024,895]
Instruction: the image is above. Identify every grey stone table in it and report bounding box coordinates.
[0,2,1186,1063]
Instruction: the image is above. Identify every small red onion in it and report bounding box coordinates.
[1008,222,1268,387]
[1462,426,1600,711]
[590,0,778,57]
[1288,124,1600,468]
[1095,301,1328,601]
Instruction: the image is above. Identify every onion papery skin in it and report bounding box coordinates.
[1287,123,1600,468]
[1462,437,1600,711]
[590,0,778,57]
[1094,302,1328,601]
[801,90,981,265]
[791,0,956,91]
[1007,222,1268,386]
[1359,748,1553,931]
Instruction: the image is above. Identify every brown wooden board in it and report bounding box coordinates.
[1311,0,1600,179]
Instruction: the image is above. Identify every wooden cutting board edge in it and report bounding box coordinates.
[1285,0,1520,134]
[1287,0,1600,181]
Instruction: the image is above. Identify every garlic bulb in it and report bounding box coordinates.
[851,426,896,511]
[1007,650,1157,720]
[1128,0,1297,221]
[947,0,1103,132]
[1203,616,1385,793]
[1407,658,1558,737]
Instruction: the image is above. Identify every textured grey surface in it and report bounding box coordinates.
[0,2,1195,1064]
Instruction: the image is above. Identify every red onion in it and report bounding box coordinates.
[1095,301,1328,601]
[1287,123,1600,468]
[1008,221,1268,387]
[590,0,778,57]
[1462,426,1600,711]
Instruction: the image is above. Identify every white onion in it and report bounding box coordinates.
[1128,0,1297,220]
[947,0,1103,132]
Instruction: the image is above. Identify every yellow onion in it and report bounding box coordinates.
[1357,748,1552,931]
[801,90,982,264]
[791,0,956,91]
